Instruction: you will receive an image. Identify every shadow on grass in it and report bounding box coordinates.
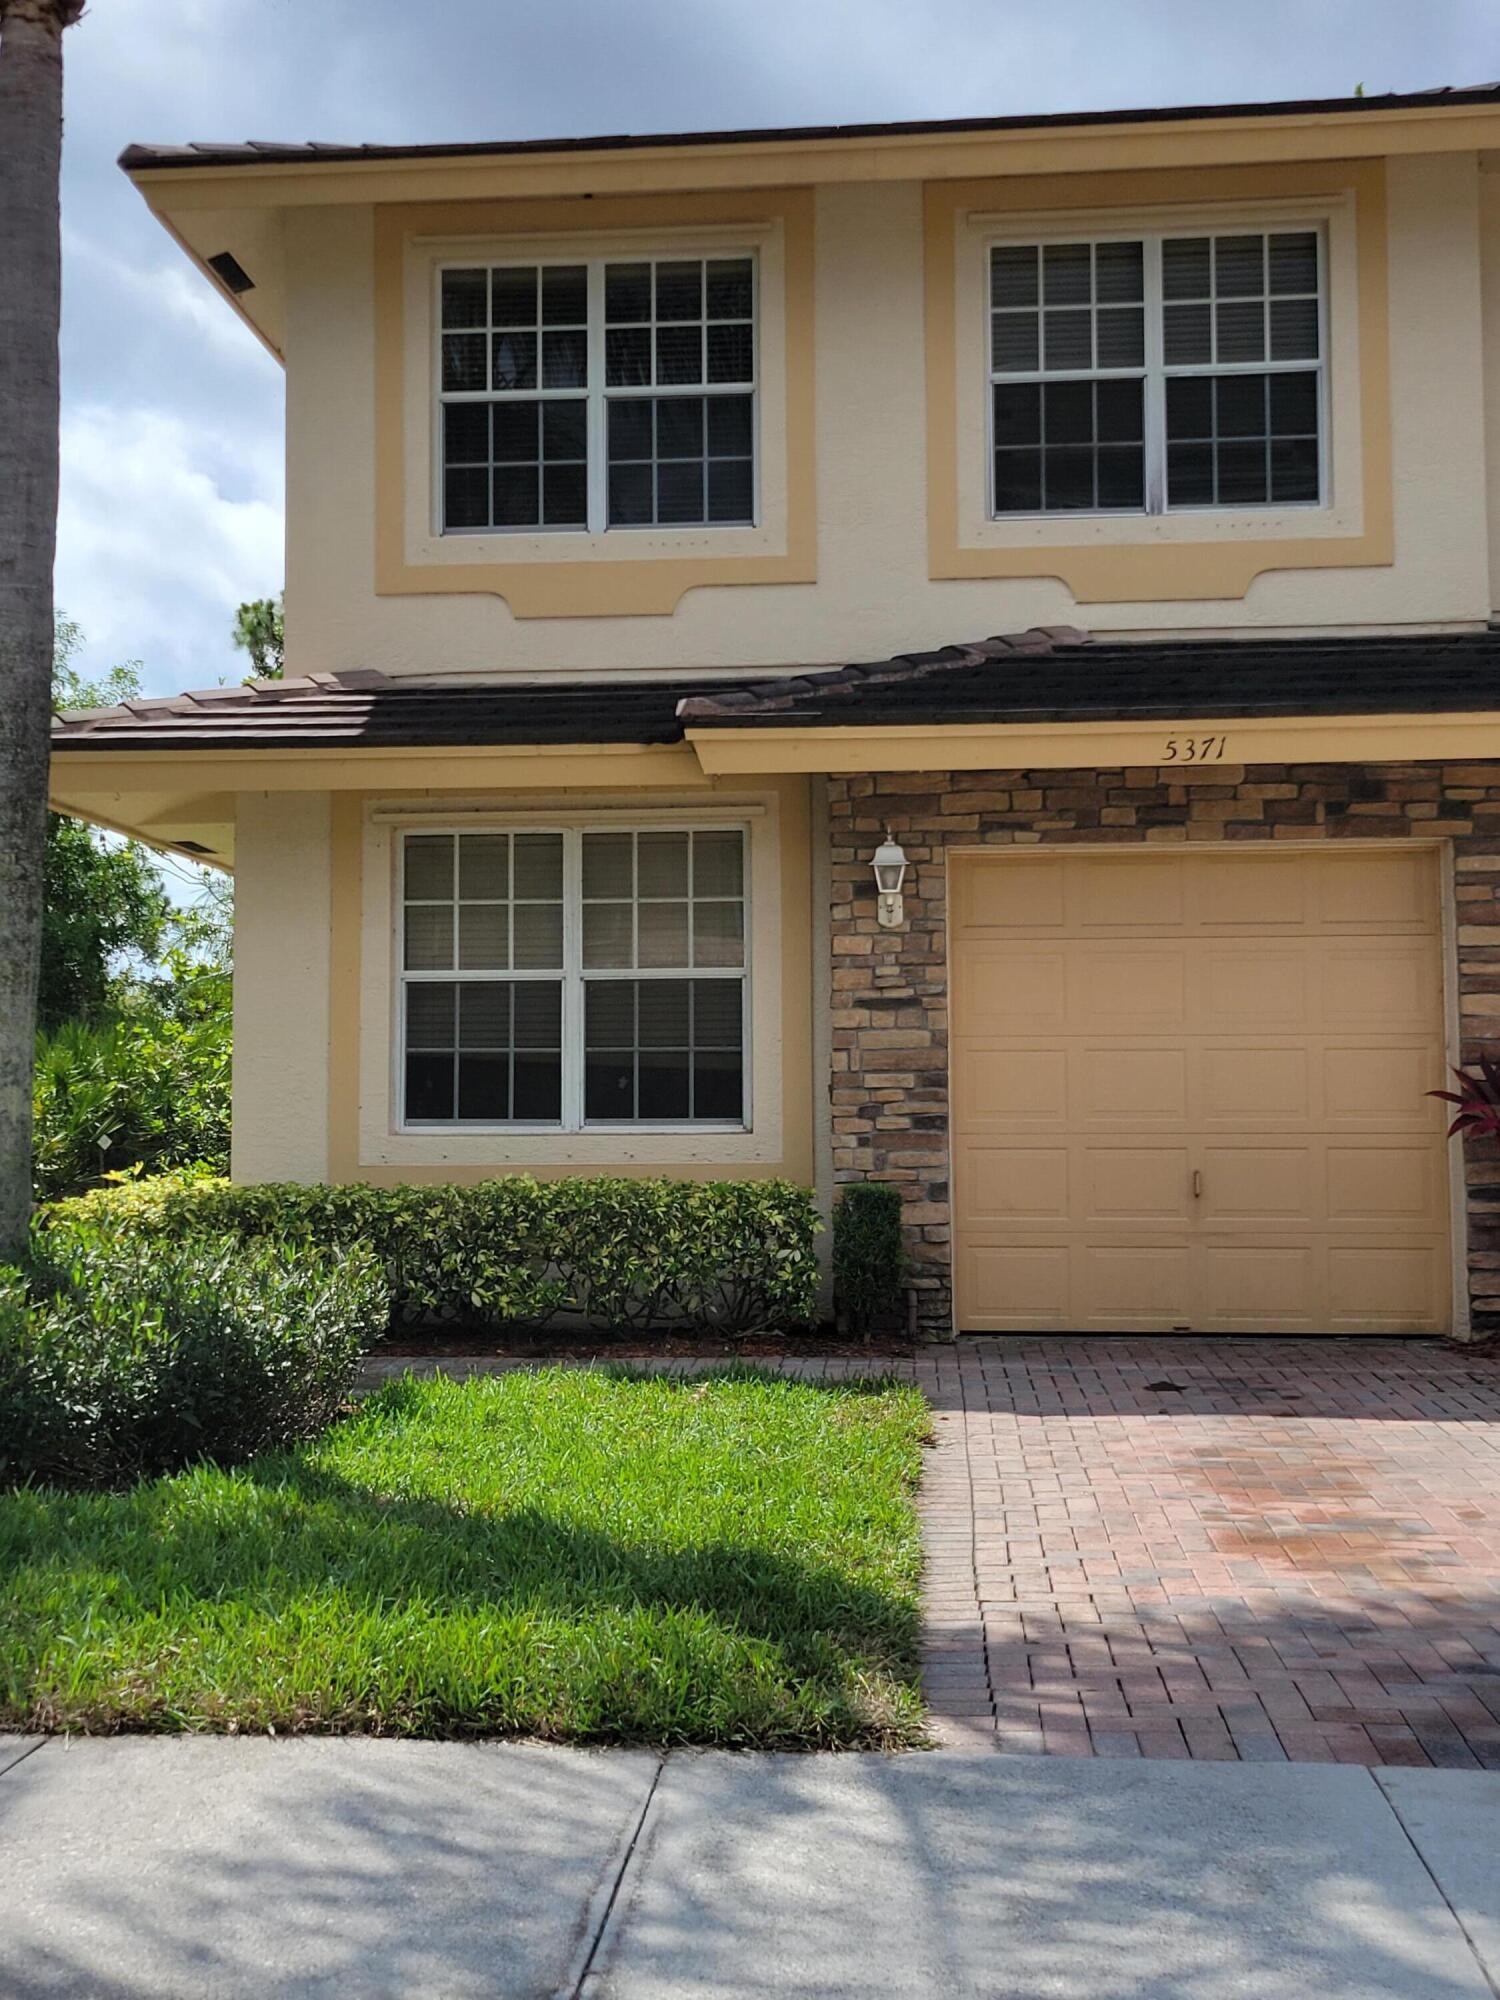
[0,1368,924,1747]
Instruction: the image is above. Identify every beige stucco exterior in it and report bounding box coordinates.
[212,760,818,1193]
[258,150,1500,680]
[47,105,1500,1316]
[230,791,332,1182]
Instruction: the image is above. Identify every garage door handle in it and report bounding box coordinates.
[1192,1170,1203,1199]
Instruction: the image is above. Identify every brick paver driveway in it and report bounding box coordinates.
[920,1336,1500,1766]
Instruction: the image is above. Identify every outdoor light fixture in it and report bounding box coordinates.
[872,830,909,928]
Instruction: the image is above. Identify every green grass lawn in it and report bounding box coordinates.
[0,1367,930,1748]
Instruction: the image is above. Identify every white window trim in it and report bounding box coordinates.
[950,190,1364,557]
[433,251,760,540]
[402,222,790,573]
[984,222,1330,522]
[395,821,754,1137]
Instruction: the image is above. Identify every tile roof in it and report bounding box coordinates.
[118,84,1500,176]
[51,629,1500,757]
[50,670,721,753]
[677,628,1500,729]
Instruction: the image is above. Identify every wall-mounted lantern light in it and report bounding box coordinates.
[872,830,909,929]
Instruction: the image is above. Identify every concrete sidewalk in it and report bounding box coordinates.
[2,1738,1498,1998]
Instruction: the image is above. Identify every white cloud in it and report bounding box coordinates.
[55,403,283,696]
[64,228,268,367]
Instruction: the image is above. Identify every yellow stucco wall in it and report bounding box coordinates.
[230,792,332,1182]
[227,769,817,1192]
[279,151,1494,680]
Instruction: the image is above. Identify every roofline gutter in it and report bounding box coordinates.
[117,85,1500,178]
[118,96,1500,211]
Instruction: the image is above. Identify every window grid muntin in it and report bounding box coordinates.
[583,978,745,1122]
[398,825,750,1131]
[437,253,758,537]
[603,255,756,529]
[986,224,1328,520]
[439,265,590,533]
[1159,228,1326,513]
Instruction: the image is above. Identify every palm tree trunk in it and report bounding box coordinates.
[0,1,82,1258]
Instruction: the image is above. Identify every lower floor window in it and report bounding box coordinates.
[584,979,744,1121]
[399,825,748,1129]
[405,979,564,1123]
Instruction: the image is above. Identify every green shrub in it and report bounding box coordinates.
[42,1174,821,1337]
[833,1182,907,1335]
[0,1232,386,1489]
[33,1011,230,1200]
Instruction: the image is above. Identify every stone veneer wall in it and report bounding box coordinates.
[827,760,1500,1340]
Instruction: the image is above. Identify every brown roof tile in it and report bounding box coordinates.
[52,627,1500,757]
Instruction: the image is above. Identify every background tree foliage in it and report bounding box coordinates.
[43,621,170,1030]
[232,593,284,681]
[36,616,243,1198]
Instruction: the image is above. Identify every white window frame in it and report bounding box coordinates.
[434,253,760,539]
[396,822,753,1135]
[984,223,1329,521]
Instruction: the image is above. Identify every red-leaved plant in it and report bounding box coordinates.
[1431,1055,1500,1141]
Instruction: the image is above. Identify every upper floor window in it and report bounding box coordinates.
[988,229,1323,517]
[438,256,756,535]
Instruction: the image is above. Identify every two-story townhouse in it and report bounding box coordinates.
[52,83,1500,1339]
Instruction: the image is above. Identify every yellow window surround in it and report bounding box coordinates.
[373,188,816,618]
[326,780,815,1185]
[924,159,1393,601]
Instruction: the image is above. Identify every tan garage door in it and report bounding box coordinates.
[950,847,1452,1334]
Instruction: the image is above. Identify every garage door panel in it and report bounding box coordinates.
[1321,946,1435,1028]
[1068,950,1188,1029]
[1201,1046,1311,1123]
[1078,1047,1188,1122]
[951,848,1450,1335]
[1078,1244,1194,1325]
[1199,1146,1314,1222]
[1077,856,1187,929]
[961,1245,1072,1328]
[1328,1245,1445,1329]
[1083,1147,1193,1223]
[962,1048,1068,1122]
[960,1145,1070,1222]
[1201,949,1312,1030]
[1324,1043,1444,1123]
[1316,847,1434,929]
[954,946,1065,1033]
[1326,1145,1444,1223]
[1190,852,1311,930]
[956,857,1066,933]
[1199,1245,1316,1326]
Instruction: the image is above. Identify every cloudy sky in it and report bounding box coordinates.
[57,0,1499,694]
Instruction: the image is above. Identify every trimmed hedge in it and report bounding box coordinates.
[1,1231,386,1488]
[833,1182,907,1336]
[42,1173,821,1336]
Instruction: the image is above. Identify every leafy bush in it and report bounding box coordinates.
[833,1182,907,1335]
[42,1175,821,1337]
[33,1010,231,1201]
[0,1231,386,1489]
[1432,1055,1500,1141]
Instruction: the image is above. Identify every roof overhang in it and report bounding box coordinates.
[47,740,712,869]
[120,88,1500,361]
[51,630,1500,854]
[685,708,1500,776]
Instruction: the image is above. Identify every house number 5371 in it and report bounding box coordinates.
[1161,735,1229,763]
